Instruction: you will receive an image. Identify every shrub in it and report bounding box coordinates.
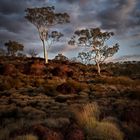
[56,83,76,94]
[123,122,140,139]
[22,106,46,119]
[67,79,88,92]
[125,88,140,100]
[0,76,13,90]
[46,131,63,140]
[88,121,124,140]
[51,67,63,76]
[44,84,59,97]
[30,61,46,76]
[102,76,138,86]
[72,103,124,140]
[92,76,139,86]
[32,124,63,140]
[3,63,17,75]
[34,78,45,86]
[14,134,38,140]
[72,103,100,134]
[44,117,70,129]
[67,129,84,140]
[0,104,18,118]
[32,124,49,139]
[0,127,10,140]
[77,103,100,120]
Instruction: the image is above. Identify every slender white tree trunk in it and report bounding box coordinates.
[42,40,48,64]
[96,62,101,76]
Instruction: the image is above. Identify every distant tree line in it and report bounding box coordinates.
[0,40,39,58]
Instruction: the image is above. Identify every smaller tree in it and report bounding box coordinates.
[68,28,119,75]
[5,40,24,56]
[27,49,38,58]
[54,53,68,61]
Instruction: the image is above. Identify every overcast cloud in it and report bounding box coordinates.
[0,0,140,59]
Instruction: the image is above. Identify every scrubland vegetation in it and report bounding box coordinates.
[0,56,140,140]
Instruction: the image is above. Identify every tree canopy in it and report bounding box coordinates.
[25,6,70,28]
[25,6,70,63]
[4,40,24,56]
[69,28,119,75]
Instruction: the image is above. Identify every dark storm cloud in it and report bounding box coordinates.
[97,0,140,33]
[0,13,27,33]
[0,0,140,57]
[0,0,27,15]
[56,0,77,4]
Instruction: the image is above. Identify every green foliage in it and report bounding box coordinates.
[25,6,70,28]
[69,28,119,75]
[25,6,70,63]
[54,53,69,61]
[78,52,92,64]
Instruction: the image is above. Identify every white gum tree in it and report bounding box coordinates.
[69,28,119,75]
[25,6,70,63]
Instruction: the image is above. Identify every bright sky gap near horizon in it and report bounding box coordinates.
[0,0,140,61]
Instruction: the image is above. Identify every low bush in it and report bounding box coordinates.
[44,117,70,129]
[123,122,140,139]
[22,106,46,119]
[44,84,59,96]
[92,76,139,86]
[103,76,139,86]
[0,127,10,140]
[67,79,88,92]
[30,61,46,76]
[14,134,38,140]
[65,124,85,140]
[50,67,63,76]
[56,83,76,94]
[72,103,99,133]
[88,121,124,140]
[0,104,18,118]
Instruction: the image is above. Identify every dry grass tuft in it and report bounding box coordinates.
[72,103,124,140]
[14,134,38,140]
[88,121,124,140]
[72,103,99,134]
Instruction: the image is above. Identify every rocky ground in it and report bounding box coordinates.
[0,56,140,140]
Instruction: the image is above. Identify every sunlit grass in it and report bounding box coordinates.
[72,103,124,140]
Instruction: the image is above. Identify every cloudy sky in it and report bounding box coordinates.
[0,0,140,60]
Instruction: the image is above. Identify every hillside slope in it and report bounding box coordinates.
[0,56,140,140]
